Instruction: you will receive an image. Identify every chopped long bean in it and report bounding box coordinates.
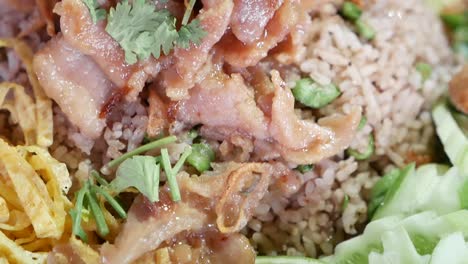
[356,20,376,40]
[347,135,375,160]
[292,78,341,108]
[340,1,362,22]
[186,143,215,173]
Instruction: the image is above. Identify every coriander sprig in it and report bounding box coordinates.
[107,145,191,203]
[82,0,106,23]
[84,0,207,64]
[160,147,192,201]
[104,135,177,169]
[70,172,127,242]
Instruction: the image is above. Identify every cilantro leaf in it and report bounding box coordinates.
[82,0,106,23]
[152,18,179,58]
[177,19,207,49]
[106,0,178,64]
[105,0,206,64]
[110,156,161,202]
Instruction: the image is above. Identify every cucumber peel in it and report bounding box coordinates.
[433,102,468,172]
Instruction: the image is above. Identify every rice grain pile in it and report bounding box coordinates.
[246,0,459,257]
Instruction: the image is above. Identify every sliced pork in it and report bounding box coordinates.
[230,0,283,44]
[176,72,269,139]
[269,71,362,163]
[100,193,208,264]
[0,0,35,13]
[160,0,234,100]
[33,37,113,138]
[101,162,272,263]
[57,0,135,88]
[219,0,300,68]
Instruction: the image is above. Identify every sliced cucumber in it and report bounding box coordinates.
[330,210,468,264]
[430,232,468,264]
[372,164,467,220]
[368,226,430,264]
[371,164,415,219]
[432,102,468,173]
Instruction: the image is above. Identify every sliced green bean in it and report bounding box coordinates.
[292,78,341,108]
[415,63,432,81]
[347,134,375,160]
[356,20,376,40]
[296,164,314,174]
[186,143,215,173]
[340,1,362,22]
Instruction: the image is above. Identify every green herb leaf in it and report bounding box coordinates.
[82,0,106,23]
[415,62,432,81]
[105,0,206,64]
[186,143,215,173]
[106,0,178,64]
[110,156,161,202]
[292,78,341,108]
[177,19,207,49]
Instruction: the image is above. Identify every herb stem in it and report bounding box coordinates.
[71,187,87,241]
[172,147,192,174]
[161,148,181,202]
[182,0,196,26]
[93,186,127,218]
[86,186,109,237]
[91,170,109,186]
[153,164,160,202]
[105,136,177,169]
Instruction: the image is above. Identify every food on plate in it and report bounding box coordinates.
[0,0,467,263]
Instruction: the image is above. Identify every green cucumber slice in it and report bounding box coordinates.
[330,211,468,264]
[372,164,467,220]
[432,102,468,172]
